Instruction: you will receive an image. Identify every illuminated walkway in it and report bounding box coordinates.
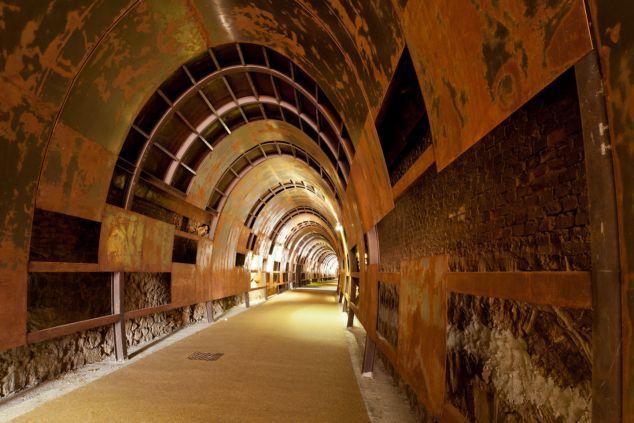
[14,290,368,422]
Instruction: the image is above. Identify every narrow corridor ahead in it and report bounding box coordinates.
[14,290,368,422]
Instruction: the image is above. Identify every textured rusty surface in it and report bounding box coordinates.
[402,0,593,169]
[191,0,402,140]
[0,0,136,104]
[357,264,378,336]
[348,115,394,232]
[36,122,115,221]
[171,262,197,304]
[0,76,56,351]
[446,271,591,309]
[586,0,634,418]
[58,0,206,156]
[397,255,449,416]
[98,205,174,272]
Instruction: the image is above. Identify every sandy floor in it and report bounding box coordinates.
[8,290,369,423]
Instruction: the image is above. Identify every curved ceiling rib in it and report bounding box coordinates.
[208,141,341,213]
[244,181,325,229]
[110,42,354,212]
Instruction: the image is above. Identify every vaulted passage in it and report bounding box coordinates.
[1,1,633,422]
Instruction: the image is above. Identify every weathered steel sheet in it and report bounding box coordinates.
[294,0,404,110]
[98,205,174,272]
[0,76,56,351]
[191,0,381,140]
[171,262,197,304]
[348,115,394,232]
[58,0,207,156]
[0,0,135,104]
[402,0,593,169]
[398,255,449,416]
[196,237,214,301]
[358,264,379,336]
[36,122,115,222]
[587,0,634,419]
[211,268,249,300]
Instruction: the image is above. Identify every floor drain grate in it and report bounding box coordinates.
[188,352,224,361]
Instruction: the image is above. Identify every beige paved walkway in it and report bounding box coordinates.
[14,290,369,423]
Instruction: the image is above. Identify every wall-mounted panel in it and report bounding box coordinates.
[349,115,394,231]
[0,76,56,351]
[36,122,115,222]
[98,205,174,272]
[402,0,592,169]
[398,255,449,416]
[171,262,197,304]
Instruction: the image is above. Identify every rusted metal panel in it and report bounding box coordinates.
[196,237,214,301]
[0,0,136,104]
[401,0,593,169]
[211,268,249,300]
[348,115,394,232]
[0,76,56,352]
[191,0,378,140]
[446,271,592,309]
[36,122,115,222]
[171,262,197,304]
[398,255,449,416]
[98,204,174,272]
[58,0,207,156]
[358,264,379,337]
[586,0,634,419]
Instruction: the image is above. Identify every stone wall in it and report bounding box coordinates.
[0,270,243,399]
[375,70,592,421]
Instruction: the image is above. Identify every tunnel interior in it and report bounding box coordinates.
[1,1,633,422]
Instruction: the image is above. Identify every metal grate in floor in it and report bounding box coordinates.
[188,352,224,361]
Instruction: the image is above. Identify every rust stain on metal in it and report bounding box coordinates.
[98,204,174,272]
[172,262,198,304]
[348,115,395,232]
[58,0,206,155]
[402,0,593,169]
[397,255,449,416]
[0,75,56,351]
[36,122,115,222]
[446,271,592,309]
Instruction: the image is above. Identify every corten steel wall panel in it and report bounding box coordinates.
[36,122,115,221]
[196,238,214,301]
[237,226,251,255]
[171,262,197,304]
[397,255,449,416]
[57,0,207,156]
[587,0,634,418]
[0,76,55,351]
[0,0,136,105]
[212,268,249,300]
[98,205,174,272]
[357,264,379,336]
[401,0,593,170]
[348,116,394,232]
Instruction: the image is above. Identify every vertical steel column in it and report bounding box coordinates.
[575,51,622,422]
[362,335,376,374]
[206,301,214,323]
[244,291,250,308]
[112,272,127,361]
